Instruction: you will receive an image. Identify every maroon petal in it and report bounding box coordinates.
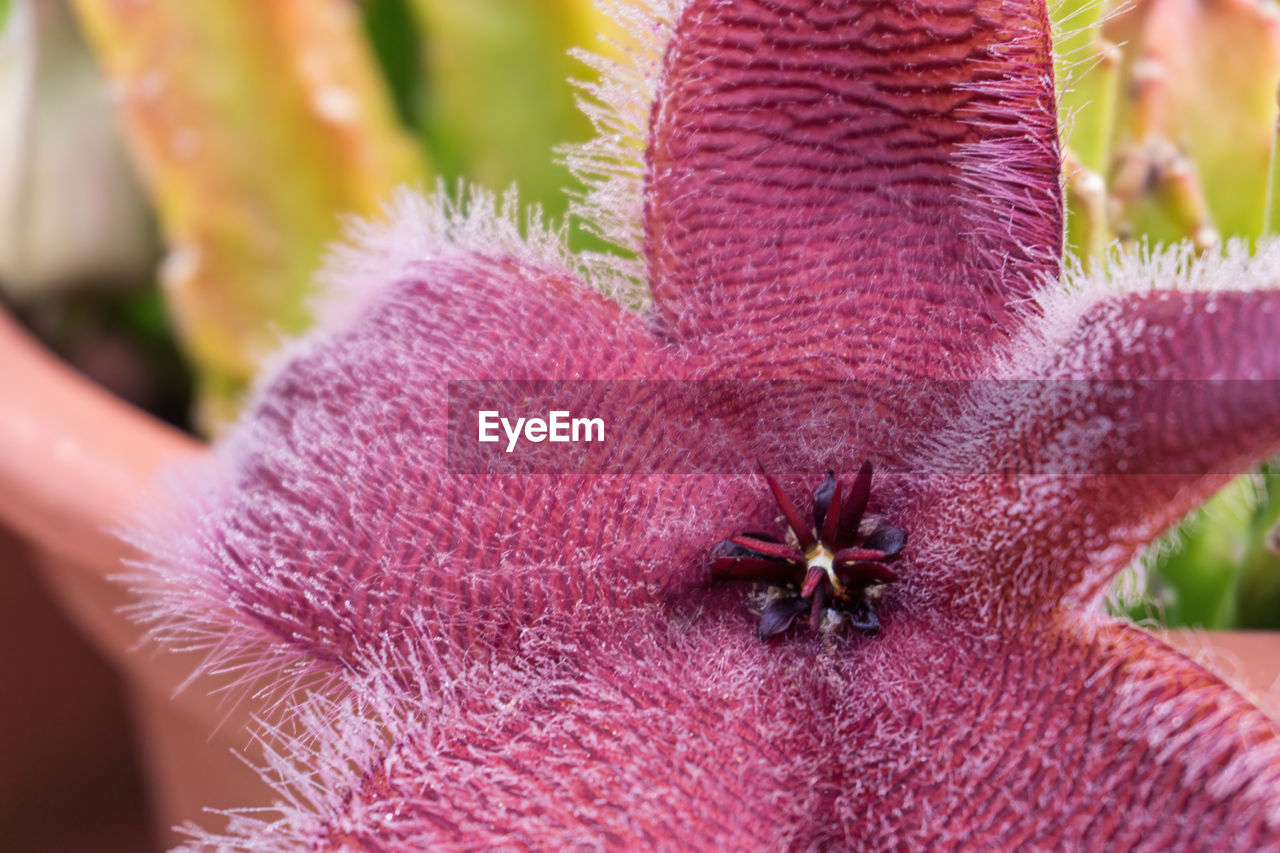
[808,582,828,633]
[730,534,801,561]
[800,564,827,599]
[132,236,759,676]
[862,524,906,557]
[818,478,844,549]
[759,595,810,640]
[201,611,1280,850]
[812,470,837,533]
[645,0,1061,375]
[711,556,796,583]
[759,461,818,552]
[711,539,797,583]
[910,285,1280,619]
[834,459,873,550]
[833,561,898,587]
[831,547,886,563]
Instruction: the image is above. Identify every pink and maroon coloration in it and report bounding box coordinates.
[130,0,1280,849]
[712,461,905,638]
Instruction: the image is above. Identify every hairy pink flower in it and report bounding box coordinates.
[133,0,1280,849]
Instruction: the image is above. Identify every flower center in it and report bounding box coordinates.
[710,461,905,641]
[804,546,841,595]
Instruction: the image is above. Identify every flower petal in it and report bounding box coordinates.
[131,196,763,677]
[862,523,906,557]
[645,0,1061,375]
[907,251,1280,620]
[813,470,838,536]
[816,614,1280,848]
[180,608,1280,850]
[761,593,811,639]
[834,459,873,550]
[173,607,801,849]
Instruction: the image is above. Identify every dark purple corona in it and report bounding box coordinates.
[712,461,905,641]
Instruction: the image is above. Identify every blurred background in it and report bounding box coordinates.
[0,0,1277,849]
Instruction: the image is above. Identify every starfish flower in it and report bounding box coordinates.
[711,462,906,639]
[133,0,1280,849]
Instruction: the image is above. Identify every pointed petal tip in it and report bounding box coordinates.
[808,585,827,633]
[836,461,874,550]
[757,462,817,552]
[730,535,800,561]
[813,471,837,533]
[800,565,825,599]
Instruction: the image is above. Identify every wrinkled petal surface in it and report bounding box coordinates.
[138,216,764,670]
[129,1,1280,849]
[645,0,1062,377]
[186,607,1280,850]
[907,256,1280,623]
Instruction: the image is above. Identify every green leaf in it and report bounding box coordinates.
[409,0,605,224]
[360,0,424,134]
[1054,0,1118,175]
[72,0,428,432]
[1235,468,1280,628]
[1125,479,1253,630]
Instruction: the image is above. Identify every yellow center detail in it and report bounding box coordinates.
[805,544,843,594]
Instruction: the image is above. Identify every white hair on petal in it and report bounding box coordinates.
[313,181,581,332]
[561,0,691,304]
[163,607,777,850]
[237,180,615,424]
[1151,624,1280,723]
[314,1,698,314]
[1102,468,1269,623]
[899,237,1280,626]
[115,458,344,718]
[998,236,1280,379]
[908,238,1280,488]
[1067,612,1280,827]
[117,181,604,713]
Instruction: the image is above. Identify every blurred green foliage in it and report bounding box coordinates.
[72,0,426,432]
[63,0,607,431]
[359,0,425,134]
[1053,0,1280,629]
[1127,470,1280,630]
[407,0,604,233]
[360,0,604,232]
